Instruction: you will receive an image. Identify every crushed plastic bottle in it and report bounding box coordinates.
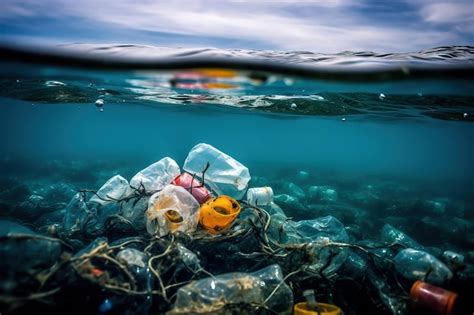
[368,269,407,315]
[265,203,349,277]
[117,248,147,268]
[63,193,90,237]
[308,185,338,202]
[381,224,423,249]
[183,143,250,199]
[393,248,453,285]
[168,264,293,314]
[247,186,274,206]
[145,185,199,236]
[173,172,211,204]
[287,182,306,200]
[130,157,180,193]
[442,250,465,270]
[341,251,368,279]
[289,215,349,244]
[176,243,201,273]
[274,194,305,212]
[89,175,130,205]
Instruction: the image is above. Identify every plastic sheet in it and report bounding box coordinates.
[381,224,423,250]
[183,143,250,199]
[145,185,199,236]
[168,264,293,314]
[130,157,180,193]
[265,203,349,277]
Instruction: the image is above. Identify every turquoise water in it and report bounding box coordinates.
[0,46,473,314]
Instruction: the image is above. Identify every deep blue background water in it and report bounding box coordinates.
[1,95,472,191]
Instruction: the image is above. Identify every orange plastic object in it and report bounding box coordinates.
[195,69,238,78]
[410,280,458,315]
[199,196,241,234]
[203,82,237,89]
[294,302,342,315]
[90,268,104,277]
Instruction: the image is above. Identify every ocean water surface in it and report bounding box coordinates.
[0,44,473,315]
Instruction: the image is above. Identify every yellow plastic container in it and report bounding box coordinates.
[199,195,241,234]
[294,302,342,315]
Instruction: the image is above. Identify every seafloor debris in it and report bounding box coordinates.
[0,143,472,315]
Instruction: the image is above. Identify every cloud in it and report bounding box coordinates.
[0,0,472,52]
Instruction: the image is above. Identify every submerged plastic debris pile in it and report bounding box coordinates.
[0,143,472,315]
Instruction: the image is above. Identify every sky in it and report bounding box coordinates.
[0,0,473,53]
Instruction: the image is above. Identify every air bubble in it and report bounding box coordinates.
[95,99,104,107]
[284,78,294,86]
[290,103,297,110]
[379,93,385,100]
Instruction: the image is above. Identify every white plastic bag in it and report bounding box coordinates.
[89,175,130,205]
[183,143,250,199]
[145,185,199,236]
[130,157,180,193]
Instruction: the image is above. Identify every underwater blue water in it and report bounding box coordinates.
[0,96,473,188]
